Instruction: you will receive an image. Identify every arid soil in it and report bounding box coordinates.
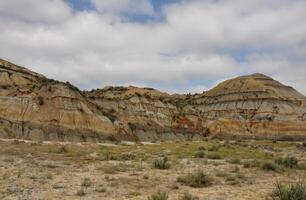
[0,139,306,200]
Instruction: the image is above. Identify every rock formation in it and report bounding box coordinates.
[1,59,306,142]
[0,59,116,142]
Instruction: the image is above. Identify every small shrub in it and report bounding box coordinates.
[262,162,280,172]
[225,175,240,185]
[275,156,298,168]
[95,187,107,193]
[198,146,206,151]
[228,158,241,164]
[152,156,171,170]
[147,191,168,200]
[236,172,246,180]
[215,171,228,178]
[243,159,261,168]
[177,170,213,188]
[119,152,136,161]
[271,182,306,200]
[298,162,306,170]
[57,146,68,153]
[102,151,118,161]
[208,145,220,151]
[37,96,44,106]
[81,177,92,187]
[226,175,237,182]
[207,153,222,160]
[180,192,199,200]
[76,188,86,196]
[194,150,205,158]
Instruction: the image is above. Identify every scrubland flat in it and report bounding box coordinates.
[1,139,305,200]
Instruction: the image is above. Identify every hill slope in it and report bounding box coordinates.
[1,59,306,141]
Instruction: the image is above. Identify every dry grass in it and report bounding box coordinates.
[0,139,305,199]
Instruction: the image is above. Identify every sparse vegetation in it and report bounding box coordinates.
[275,156,298,168]
[194,150,205,158]
[57,145,68,153]
[1,140,306,199]
[177,170,213,188]
[76,188,86,196]
[119,152,136,160]
[243,159,261,168]
[271,182,306,200]
[208,145,220,151]
[148,191,168,200]
[37,96,44,106]
[81,177,92,187]
[228,158,241,164]
[180,192,199,200]
[153,156,171,169]
[262,161,280,172]
[95,186,107,193]
[207,153,222,159]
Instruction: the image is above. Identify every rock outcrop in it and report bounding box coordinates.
[1,59,306,141]
[0,59,116,142]
[191,73,306,140]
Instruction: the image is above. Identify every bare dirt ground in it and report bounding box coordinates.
[0,138,305,200]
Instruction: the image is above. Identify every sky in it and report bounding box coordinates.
[0,0,306,94]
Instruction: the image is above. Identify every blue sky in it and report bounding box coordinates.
[65,0,180,12]
[65,0,95,11]
[65,0,181,22]
[1,0,306,94]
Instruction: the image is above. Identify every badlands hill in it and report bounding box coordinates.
[0,59,306,142]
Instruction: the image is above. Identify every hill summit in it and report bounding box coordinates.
[1,59,306,141]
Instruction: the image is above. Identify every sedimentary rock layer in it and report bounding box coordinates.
[1,59,306,141]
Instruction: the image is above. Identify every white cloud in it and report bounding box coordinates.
[0,0,72,24]
[0,0,305,94]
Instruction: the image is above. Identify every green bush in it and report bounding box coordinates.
[180,192,199,200]
[81,177,92,187]
[262,162,280,172]
[272,182,306,200]
[102,151,118,161]
[194,150,205,158]
[275,156,298,168]
[152,156,171,170]
[177,170,213,188]
[147,191,168,200]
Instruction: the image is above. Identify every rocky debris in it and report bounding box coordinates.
[0,59,306,142]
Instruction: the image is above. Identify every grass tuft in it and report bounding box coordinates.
[275,156,298,168]
[81,177,92,187]
[152,156,171,170]
[180,191,199,200]
[271,182,306,200]
[177,170,213,188]
[261,161,280,172]
[147,191,168,200]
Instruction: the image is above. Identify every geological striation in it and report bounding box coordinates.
[1,59,306,142]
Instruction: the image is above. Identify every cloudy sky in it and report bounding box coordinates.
[0,0,306,94]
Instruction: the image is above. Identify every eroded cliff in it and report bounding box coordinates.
[1,59,306,141]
